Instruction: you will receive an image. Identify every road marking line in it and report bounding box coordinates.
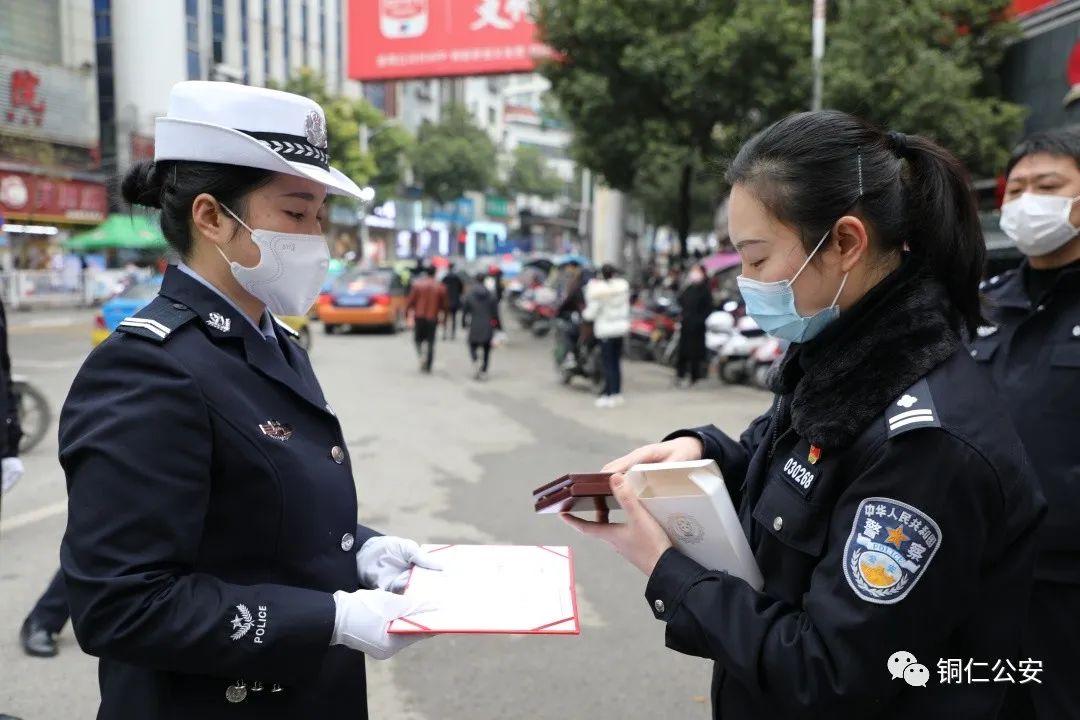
[1,500,67,533]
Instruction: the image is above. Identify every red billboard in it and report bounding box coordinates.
[0,171,108,225]
[348,0,553,81]
[1011,0,1060,16]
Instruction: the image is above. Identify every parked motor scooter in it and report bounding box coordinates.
[716,315,770,385]
[705,304,737,376]
[554,314,604,390]
[750,337,786,389]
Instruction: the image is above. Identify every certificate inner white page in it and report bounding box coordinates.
[388,545,579,634]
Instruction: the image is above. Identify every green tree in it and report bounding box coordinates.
[538,0,1024,253]
[276,68,411,201]
[537,0,812,257]
[506,145,565,199]
[825,0,1024,177]
[410,104,497,204]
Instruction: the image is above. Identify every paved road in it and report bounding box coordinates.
[0,310,769,719]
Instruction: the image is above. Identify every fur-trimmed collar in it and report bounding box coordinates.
[769,259,961,451]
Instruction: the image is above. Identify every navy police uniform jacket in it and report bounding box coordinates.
[972,259,1080,719]
[59,266,378,719]
[972,261,1080,583]
[650,259,1046,719]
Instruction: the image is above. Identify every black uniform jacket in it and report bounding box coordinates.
[651,259,1046,719]
[59,266,379,719]
[972,260,1080,583]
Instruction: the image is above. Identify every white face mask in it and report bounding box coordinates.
[219,205,329,316]
[999,192,1080,257]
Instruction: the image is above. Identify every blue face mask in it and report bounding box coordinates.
[736,229,849,344]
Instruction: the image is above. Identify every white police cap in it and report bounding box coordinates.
[154,81,364,199]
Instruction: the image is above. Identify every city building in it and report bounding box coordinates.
[0,0,105,269]
[1003,0,1080,134]
[94,0,362,180]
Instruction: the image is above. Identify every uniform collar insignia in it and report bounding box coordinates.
[207,312,232,333]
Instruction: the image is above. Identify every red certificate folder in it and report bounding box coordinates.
[387,545,580,635]
[533,472,618,514]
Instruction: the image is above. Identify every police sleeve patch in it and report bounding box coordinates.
[842,497,943,605]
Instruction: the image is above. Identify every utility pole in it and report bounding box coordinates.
[811,0,827,111]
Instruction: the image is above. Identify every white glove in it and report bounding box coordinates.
[331,588,434,660]
[357,536,444,593]
[2,457,24,494]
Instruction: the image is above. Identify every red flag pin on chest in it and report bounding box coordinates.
[808,445,822,464]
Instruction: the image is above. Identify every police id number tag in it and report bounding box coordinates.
[773,440,823,499]
[843,497,942,605]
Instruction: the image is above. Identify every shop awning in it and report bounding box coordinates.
[63,214,168,251]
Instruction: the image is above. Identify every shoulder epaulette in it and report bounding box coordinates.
[117,296,198,343]
[979,268,1018,293]
[884,377,942,438]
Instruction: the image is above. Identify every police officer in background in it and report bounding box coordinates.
[59,82,440,719]
[979,127,1080,720]
[566,110,1046,719]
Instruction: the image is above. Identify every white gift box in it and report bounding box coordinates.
[626,459,763,590]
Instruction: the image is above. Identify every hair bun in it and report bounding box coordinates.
[120,160,165,209]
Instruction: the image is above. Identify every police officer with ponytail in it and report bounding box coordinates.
[59,82,441,719]
[566,110,1045,719]
[978,127,1080,720]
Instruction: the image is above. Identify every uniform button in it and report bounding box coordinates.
[226,681,247,703]
[970,349,978,358]
[1037,304,1046,312]
[1073,325,1080,337]
[340,533,355,552]
[331,445,345,464]
[653,599,665,614]
[773,516,784,532]
[172,302,187,310]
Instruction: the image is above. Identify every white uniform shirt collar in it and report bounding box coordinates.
[176,262,277,340]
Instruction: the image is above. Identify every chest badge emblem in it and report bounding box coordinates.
[259,420,293,441]
[207,312,231,332]
[808,445,822,465]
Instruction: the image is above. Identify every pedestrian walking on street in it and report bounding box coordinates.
[675,264,713,386]
[566,110,1046,720]
[583,264,630,408]
[981,126,1080,720]
[0,293,25,720]
[441,263,464,341]
[57,82,440,720]
[406,265,448,373]
[19,569,68,658]
[462,273,501,380]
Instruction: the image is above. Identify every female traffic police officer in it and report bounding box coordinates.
[978,127,1080,720]
[59,81,440,719]
[566,110,1047,719]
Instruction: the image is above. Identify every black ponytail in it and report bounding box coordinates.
[727,110,986,336]
[120,160,275,259]
[895,133,986,336]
